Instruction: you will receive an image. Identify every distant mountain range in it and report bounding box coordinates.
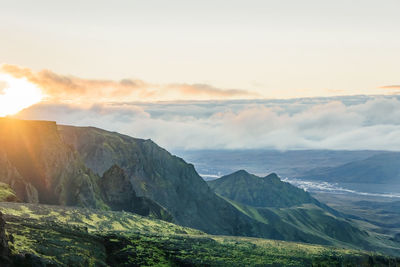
[0,118,399,256]
[176,149,382,179]
[299,152,400,184]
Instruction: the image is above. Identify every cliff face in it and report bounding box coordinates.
[0,150,36,203]
[0,119,105,208]
[100,165,173,221]
[0,119,172,221]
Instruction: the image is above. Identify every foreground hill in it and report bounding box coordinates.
[300,152,400,184]
[0,202,398,267]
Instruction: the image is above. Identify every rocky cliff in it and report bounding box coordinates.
[0,119,167,220]
[0,118,105,208]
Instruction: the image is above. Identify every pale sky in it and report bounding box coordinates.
[1,0,399,98]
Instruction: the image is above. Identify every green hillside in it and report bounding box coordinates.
[1,203,398,267]
[208,171,400,256]
[208,170,319,208]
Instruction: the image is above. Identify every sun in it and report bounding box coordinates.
[0,74,43,117]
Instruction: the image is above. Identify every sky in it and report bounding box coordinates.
[1,1,400,151]
[1,0,400,97]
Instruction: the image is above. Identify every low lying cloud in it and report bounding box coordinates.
[13,95,400,151]
[0,64,258,102]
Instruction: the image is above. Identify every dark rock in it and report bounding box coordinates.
[100,165,173,221]
[0,211,11,266]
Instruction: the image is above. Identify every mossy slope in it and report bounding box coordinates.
[1,202,398,267]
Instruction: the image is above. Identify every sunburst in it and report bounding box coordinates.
[0,74,43,117]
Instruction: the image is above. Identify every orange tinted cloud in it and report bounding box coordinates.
[1,64,259,103]
[379,85,400,95]
[379,85,400,89]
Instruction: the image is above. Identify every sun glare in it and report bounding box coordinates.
[0,74,43,117]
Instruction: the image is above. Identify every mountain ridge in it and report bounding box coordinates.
[299,152,400,184]
[208,169,320,208]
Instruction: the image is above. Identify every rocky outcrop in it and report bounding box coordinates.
[0,150,37,203]
[100,165,173,221]
[0,119,172,222]
[0,212,11,266]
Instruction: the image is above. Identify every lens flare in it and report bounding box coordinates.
[0,74,43,117]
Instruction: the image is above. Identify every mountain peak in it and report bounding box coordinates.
[264,173,280,180]
[233,169,251,176]
[208,170,317,208]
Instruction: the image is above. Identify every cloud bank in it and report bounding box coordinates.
[3,64,400,151]
[0,64,258,102]
[12,95,400,151]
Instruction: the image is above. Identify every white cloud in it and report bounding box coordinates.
[13,96,400,151]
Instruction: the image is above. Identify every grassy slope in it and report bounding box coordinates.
[1,203,398,267]
[207,170,400,256]
[207,170,318,208]
[221,197,400,257]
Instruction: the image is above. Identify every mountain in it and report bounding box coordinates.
[0,118,169,220]
[300,152,400,184]
[208,170,319,208]
[176,149,383,179]
[59,126,266,235]
[56,126,400,253]
[206,170,400,254]
[0,118,105,207]
[0,120,282,237]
